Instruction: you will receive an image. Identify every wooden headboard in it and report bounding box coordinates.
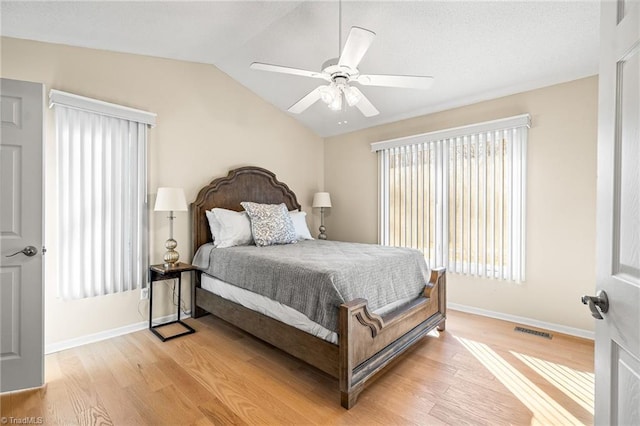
[191,166,302,255]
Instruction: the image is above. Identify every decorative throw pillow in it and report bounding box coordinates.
[208,208,253,248]
[289,210,314,240]
[241,202,298,247]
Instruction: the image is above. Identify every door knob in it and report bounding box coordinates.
[5,246,38,257]
[581,290,609,320]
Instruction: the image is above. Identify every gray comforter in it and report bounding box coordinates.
[192,240,430,332]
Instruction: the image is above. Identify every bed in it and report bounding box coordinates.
[190,166,446,409]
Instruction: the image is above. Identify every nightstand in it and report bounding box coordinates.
[148,262,196,341]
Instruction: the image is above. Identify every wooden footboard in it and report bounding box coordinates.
[338,268,446,408]
[194,267,446,409]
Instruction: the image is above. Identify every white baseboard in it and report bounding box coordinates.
[45,312,192,355]
[45,303,593,354]
[448,303,594,340]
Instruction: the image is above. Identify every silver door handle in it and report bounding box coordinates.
[581,290,609,320]
[5,246,38,257]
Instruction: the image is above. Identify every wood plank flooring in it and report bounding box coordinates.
[1,310,594,425]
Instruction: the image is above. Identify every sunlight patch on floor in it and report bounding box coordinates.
[511,351,594,415]
[457,336,586,426]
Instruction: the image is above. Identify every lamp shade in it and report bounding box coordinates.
[312,192,332,208]
[154,187,187,211]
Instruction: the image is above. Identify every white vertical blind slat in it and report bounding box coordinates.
[442,139,449,270]
[57,108,69,298]
[403,147,408,247]
[136,125,148,286]
[464,135,469,274]
[491,131,497,278]
[474,133,480,275]
[482,132,488,277]
[451,137,457,273]
[465,135,471,275]
[498,132,503,278]
[394,147,399,246]
[79,113,88,295]
[378,152,383,244]
[112,119,120,294]
[412,144,417,249]
[506,129,513,281]
[382,150,389,245]
[425,143,430,258]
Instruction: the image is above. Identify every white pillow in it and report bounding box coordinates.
[289,211,314,240]
[205,210,222,246]
[207,208,253,248]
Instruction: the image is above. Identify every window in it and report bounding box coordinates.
[372,114,529,282]
[50,90,156,299]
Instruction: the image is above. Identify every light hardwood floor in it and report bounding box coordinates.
[1,310,594,425]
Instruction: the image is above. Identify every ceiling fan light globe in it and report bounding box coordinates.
[328,93,343,111]
[344,86,362,106]
[318,86,334,104]
[319,84,342,105]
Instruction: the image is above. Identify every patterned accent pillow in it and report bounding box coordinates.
[241,202,298,247]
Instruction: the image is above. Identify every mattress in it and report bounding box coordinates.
[200,273,416,344]
[192,240,431,332]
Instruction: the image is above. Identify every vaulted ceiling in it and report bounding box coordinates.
[1,1,600,137]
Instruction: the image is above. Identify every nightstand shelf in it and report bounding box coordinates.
[148,262,196,341]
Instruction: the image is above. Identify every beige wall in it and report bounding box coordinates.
[1,37,324,346]
[324,76,598,333]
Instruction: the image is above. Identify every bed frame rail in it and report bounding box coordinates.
[194,285,340,377]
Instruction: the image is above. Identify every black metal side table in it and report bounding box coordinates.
[148,262,196,341]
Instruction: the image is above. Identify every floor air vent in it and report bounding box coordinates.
[514,326,553,339]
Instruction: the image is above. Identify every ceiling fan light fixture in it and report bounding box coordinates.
[318,85,335,104]
[328,92,343,111]
[343,85,362,106]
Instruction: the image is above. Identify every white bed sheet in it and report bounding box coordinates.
[200,273,417,345]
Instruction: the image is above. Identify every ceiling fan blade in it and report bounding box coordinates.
[250,62,329,81]
[338,27,376,69]
[288,87,323,114]
[350,86,379,117]
[356,74,434,90]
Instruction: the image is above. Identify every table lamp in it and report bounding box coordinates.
[154,187,188,268]
[312,192,332,240]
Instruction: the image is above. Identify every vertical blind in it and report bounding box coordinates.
[50,90,156,299]
[371,114,530,282]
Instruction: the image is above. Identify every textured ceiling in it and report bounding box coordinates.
[0,1,600,137]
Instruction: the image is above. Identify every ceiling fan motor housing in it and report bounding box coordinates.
[322,59,359,83]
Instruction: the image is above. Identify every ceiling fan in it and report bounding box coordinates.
[250,26,434,117]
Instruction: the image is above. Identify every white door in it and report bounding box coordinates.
[592,0,640,424]
[0,78,44,392]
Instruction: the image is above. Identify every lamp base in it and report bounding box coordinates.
[318,225,327,240]
[163,238,180,268]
